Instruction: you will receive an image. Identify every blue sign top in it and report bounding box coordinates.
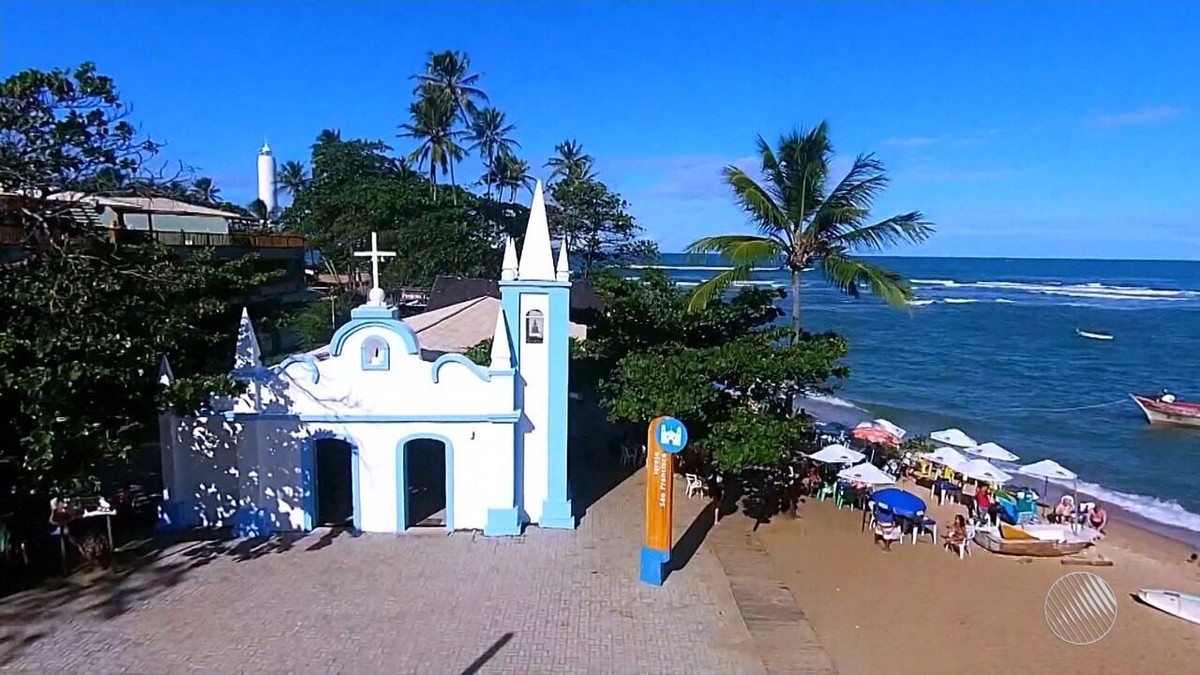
[654,416,689,454]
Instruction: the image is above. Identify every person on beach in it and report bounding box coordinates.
[1051,495,1076,524]
[974,484,991,523]
[944,514,968,552]
[873,512,901,552]
[1088,502,1108,535]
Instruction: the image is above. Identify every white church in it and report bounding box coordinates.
[157,183,574,537]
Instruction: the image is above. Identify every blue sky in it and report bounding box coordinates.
[3,1,1198,259]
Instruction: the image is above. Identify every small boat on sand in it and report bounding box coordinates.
[1130,393,1200,429]
[972,523,1097,557]
[1137,589,1200,625]
[1076,328,1114,341]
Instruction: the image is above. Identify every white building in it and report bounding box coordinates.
[257,140,277,213]
[158,182,573,536]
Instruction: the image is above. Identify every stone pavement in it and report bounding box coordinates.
[1,472,765,673]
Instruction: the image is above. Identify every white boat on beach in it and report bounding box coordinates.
[1137,589,1200,625]
[972,523,1097,557]
[1076,328,1114,341]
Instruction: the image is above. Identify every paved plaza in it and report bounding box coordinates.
[1,473,780,673]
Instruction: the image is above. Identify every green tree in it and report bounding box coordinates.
[686,121,934,340]
[189,176,221,204]
[278,160,310,197]
[467,107,518,198]
[0,64,277,492]
[545,139,595,182]
[579,271,848,476]
[399,84,465,199]
[548,177,658,274]
[410,50,488,125]
[493,149,535,201]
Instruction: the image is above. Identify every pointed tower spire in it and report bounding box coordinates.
[158,356,174,387]
[501,236,519,281]
[489,308,514,369]
[517,181,555,281]
[555,238,570,282]
[233,307,262,370]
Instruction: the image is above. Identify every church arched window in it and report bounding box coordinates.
[361,336,390,370]
[524,310,545,344]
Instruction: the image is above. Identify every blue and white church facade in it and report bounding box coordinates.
[158,182,574,537]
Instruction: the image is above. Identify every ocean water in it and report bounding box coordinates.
[628,255,1200,538]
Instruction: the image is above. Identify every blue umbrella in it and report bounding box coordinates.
[871,488,927,520]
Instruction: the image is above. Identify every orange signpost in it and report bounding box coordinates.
[639,415,689,586]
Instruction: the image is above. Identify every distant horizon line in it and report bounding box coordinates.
[654,252,1200,264]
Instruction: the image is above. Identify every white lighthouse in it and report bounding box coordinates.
[256,140,277,214]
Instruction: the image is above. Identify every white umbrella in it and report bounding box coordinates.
[930,428,977,448]
[1018,459,1079,506]
[964,441,1020,463]
[870,418,907,441]
[959,458,1013,484]
[837,462,897,486]
[808,443,866,465]
[919,446,969,470]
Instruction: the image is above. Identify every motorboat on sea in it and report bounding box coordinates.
[1130,391,1200,428]
[972,523,1097,557]
[1137,589,1200,625]
[1076,328,1114,341]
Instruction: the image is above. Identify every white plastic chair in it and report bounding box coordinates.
[685,474,703,499]
[619,445,636,467]
[955,525,975,559]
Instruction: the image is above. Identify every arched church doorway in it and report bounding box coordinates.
[401,438,450,529]
[313,438,354,527]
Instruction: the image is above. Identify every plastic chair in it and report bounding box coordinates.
[685,474,704,499]
[817,483,836,502]
[955,525,975,559]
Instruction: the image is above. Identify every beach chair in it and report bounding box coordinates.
[685,474,704,499]
[913,516,937,545]
[954,525,975,559]
[817,483,836,502]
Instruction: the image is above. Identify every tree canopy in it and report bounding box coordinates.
[0,63,277,493]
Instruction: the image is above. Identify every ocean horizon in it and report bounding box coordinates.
[625,253,1200,543]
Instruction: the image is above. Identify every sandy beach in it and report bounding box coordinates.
[749,481,1200,674]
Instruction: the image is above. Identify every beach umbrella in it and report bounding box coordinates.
[919,446,969,471]
[964,442,1020,463]
[808,443,866,465]
[870,488,927,519]
[930,428,977,448]
[851,426,900,446]
[870,418,907,441]
[1018,459,1079,505]
[838,462,897,486]
[958,458,1013,485]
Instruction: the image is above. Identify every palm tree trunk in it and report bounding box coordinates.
[789,269,802,343]
[485,148,494,198]
[449,159,458,205]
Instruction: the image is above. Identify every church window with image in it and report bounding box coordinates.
[525,310,545,344]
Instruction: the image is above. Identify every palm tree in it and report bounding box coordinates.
[190,177,221,204]
[410,50,488,125]
[494,150,536,201]
[545,139,596,182]
[686,121,934,341]
[398,84,465,199]
[278,160,310,196]
[467,107,519,198]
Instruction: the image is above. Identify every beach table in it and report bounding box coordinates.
[934,481,961,506]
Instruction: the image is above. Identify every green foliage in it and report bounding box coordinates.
[280,133,526,287]
[581,271,848,475]
[0,63,278,493]
[686,121,934,339]
[287,289,355,353]
[0,246,275,493]
[548,177,658,274]
[464,338,492,366]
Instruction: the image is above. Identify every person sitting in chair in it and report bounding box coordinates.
[1087,502,1108,536]
[944,514,968,552]
[1050,495,1076,524]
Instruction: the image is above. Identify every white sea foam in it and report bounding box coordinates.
[910,300,935,306]
[911,278,960,287]
[943,298,979,304]
[801,393,867,411]
[628,264,783,272]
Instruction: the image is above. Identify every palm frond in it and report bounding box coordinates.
[724,167,790,233]
[832,212,934,252]
[685,266,754,312]
[819,254,914,307]
[684,234,785,267]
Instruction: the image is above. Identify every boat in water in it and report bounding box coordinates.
[1076,328,1114,341]
[1137,589,1200,625]
[1130,392,1200,428]
[972,523,1097,557]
